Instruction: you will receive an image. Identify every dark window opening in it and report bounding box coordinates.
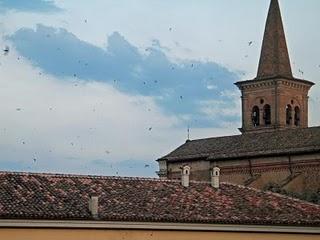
[294,107,300,126]
[263,104,271,126]
[286,105,292,125]
[252,106,260,127]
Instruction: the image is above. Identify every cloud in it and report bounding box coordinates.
[0,0,61,13]
[8,24,240,128]
[0,41,239,176]
[0,40,187,176]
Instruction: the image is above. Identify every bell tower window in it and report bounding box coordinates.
[263,104,271,126]
[286,105,292,125]
[252,106,260,127]
[294,107,300,126]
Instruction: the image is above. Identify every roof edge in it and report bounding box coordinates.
[0,171,176,183]
[235,76,315,87]
[0,219,319,232]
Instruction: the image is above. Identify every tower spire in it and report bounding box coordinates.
[256,0,293,79]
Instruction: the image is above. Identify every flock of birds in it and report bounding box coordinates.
[2,23,320,175]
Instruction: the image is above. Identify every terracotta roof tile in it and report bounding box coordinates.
[0,171,319,226]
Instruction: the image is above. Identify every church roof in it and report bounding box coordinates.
[160,127,320,162]
[256,0,293,79]
[0,171,320,226]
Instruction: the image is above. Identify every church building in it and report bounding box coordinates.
[157,0,320,194]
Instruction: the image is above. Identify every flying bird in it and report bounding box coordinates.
[298,69,304,75]
[144,164,150,168]
[3,46,9,55]
[248,41,253,46]
[148,127,152,131]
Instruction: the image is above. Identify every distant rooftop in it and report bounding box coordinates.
[0,171,319,226]
[160,127,320,162]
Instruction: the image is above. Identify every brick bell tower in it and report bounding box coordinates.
[235,0,314,133]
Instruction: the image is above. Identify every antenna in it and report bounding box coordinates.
[187,125,190,140]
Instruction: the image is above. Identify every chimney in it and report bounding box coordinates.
[89,196,99,218]
[211,167,220,189]
[181,166,191,187]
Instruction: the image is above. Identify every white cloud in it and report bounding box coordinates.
[0,42,178,171]
[199,90,241,119]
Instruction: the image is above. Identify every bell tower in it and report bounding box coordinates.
[235,0,314,133]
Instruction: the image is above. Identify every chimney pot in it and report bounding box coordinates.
[89,196,99,218]
[211,167,220,189]
[181,166,190,187]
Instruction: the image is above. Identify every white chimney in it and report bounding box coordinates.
[181,166,191,187]
[211,167,220,189]
[89,196,99,218]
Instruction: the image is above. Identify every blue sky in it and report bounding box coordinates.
[0,0,61,12]
[0,0,320,177]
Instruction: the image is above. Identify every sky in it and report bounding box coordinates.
[0,0,319,177]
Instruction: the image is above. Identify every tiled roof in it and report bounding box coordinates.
[0,171,320,226]
[256,0,292,79]
[160,127,320,162]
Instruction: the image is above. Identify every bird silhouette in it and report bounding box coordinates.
[3,46,9,55]
[298,69,304,75]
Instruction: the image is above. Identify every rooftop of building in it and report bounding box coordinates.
[159,126,320,162]
[0,171,320,226]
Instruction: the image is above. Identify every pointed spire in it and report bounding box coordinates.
[256,0,293,79]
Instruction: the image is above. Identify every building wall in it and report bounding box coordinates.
[167,160,210,181]
[0,228,319,240]
[166,153,320,193]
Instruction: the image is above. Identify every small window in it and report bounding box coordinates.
[286,105,292,125]
[263,104,271,126]
[294,107,300,126]
[252,106,260,127]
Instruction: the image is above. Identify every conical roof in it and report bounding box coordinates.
[256,0,293,79]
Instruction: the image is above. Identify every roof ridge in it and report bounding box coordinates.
[187,133,241,142]
[0,170,180,183]
[186,126,320,142]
